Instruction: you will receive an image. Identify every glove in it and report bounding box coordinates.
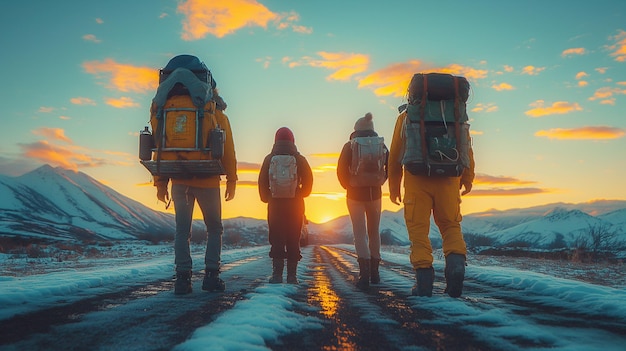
[460,181,472,196]
[156,183,169,203]
[225,180,236,201]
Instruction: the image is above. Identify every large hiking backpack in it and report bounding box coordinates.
[139,55,225,178]
[349,136,387,187]
[269,155,298,198]
[401,73,472,177]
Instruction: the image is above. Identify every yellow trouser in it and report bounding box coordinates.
[403,171,467,269]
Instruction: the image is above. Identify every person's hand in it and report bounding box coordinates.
[225,181,236,201]
[156,184,169,203]
[460,181,472,196]
[390,189,402,205]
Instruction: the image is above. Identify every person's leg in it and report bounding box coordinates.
[347,198,370,259]
[171,184,194,295]
[172,184,194,272]
[364,198,382,284]
[194,187,225,292]
[284,200,303,284]
[432,177,467,297]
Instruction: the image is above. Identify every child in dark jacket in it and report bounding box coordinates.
[258,127,313,284]
[337,113,388,290]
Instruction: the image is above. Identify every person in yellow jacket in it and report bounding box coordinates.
[388,107,475,298]
[154,88,237,295]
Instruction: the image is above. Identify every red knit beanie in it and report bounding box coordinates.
[275,127,295,143]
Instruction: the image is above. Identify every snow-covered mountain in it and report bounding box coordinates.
[0,165,175,241]
[1,165,624,251]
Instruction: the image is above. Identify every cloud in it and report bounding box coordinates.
[521,65,545,75]
[595,67,608,74]
[503,65,514,73]
[588,86,626,104]
[607,30,626,62]
[474,174,537,186]
[83,59,157,93]
[38,106,55,113]
[575,71,588,80]
[177,0,310,40]
[535,126,625,140]
[96,18,103,24]
[32,128,73,144]
[19,140,107,171]
[106,97,140,108]
[358,61,487,97]
[70,97,96,105]
[525,100,583,117]
[237,161,261,173]
[468,187,549,196]
[492,82,514,91]
[310,153,340,159]
[82,34,101,43]
[561,47,586,57]
[471,103,498,113]
[288,52,370,81]
[577,81,588,87]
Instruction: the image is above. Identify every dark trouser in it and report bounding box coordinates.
[172,184,223,272]
[267,198,303,261]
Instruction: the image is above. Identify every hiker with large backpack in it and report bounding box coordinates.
[388,73,475,298]
[258,127,313,284]
[147,55,238,295]
[336,113,388,290]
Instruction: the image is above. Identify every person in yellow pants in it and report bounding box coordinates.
[388,109,475,297]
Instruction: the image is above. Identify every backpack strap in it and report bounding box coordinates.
[419,75,430,174]
[453,77,462,169]
[155,106,165,174]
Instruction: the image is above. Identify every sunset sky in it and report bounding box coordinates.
[1,0,625,224]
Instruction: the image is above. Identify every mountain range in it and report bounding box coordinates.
[1,165,625,251]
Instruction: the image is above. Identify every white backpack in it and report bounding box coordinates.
[269,155,298,198]
[349,136,386,187]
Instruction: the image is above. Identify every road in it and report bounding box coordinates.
[1,245,624,351]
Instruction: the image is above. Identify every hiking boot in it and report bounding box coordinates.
[444,253,466,298]
[411,267,434,297]
[202,270,225,292]
[356,258,370,290]
[370,258,381,284]
[286,260,299,284]
[174,271,192,295]
[269,259,284,284]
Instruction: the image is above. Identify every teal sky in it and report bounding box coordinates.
[1,0,625,223]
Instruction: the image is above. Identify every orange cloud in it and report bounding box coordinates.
[607,30,626,62]
[595,67,608,74]
[288,52,370,81]
[19,140,106,171]
[358,61,487,97]
[82,34,101,43]
[32,128,73,144]
[471,103,498,113]
[561,47,586,57]
[474,174,537,186]
[578,81,588,87]
[83,59,157,93]
[177,0,309,40]
[310,153,340,159]
[492,82,514,91]
[70,97,96,105]
[588,86,626,104]
[525,100,583,117]
[575,71,588,80]
[106,97,140,108]
[521,65,545,75]
[535,126,625,140]
[468,188,549,197]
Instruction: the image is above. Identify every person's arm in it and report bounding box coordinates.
[388,113,406,205]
